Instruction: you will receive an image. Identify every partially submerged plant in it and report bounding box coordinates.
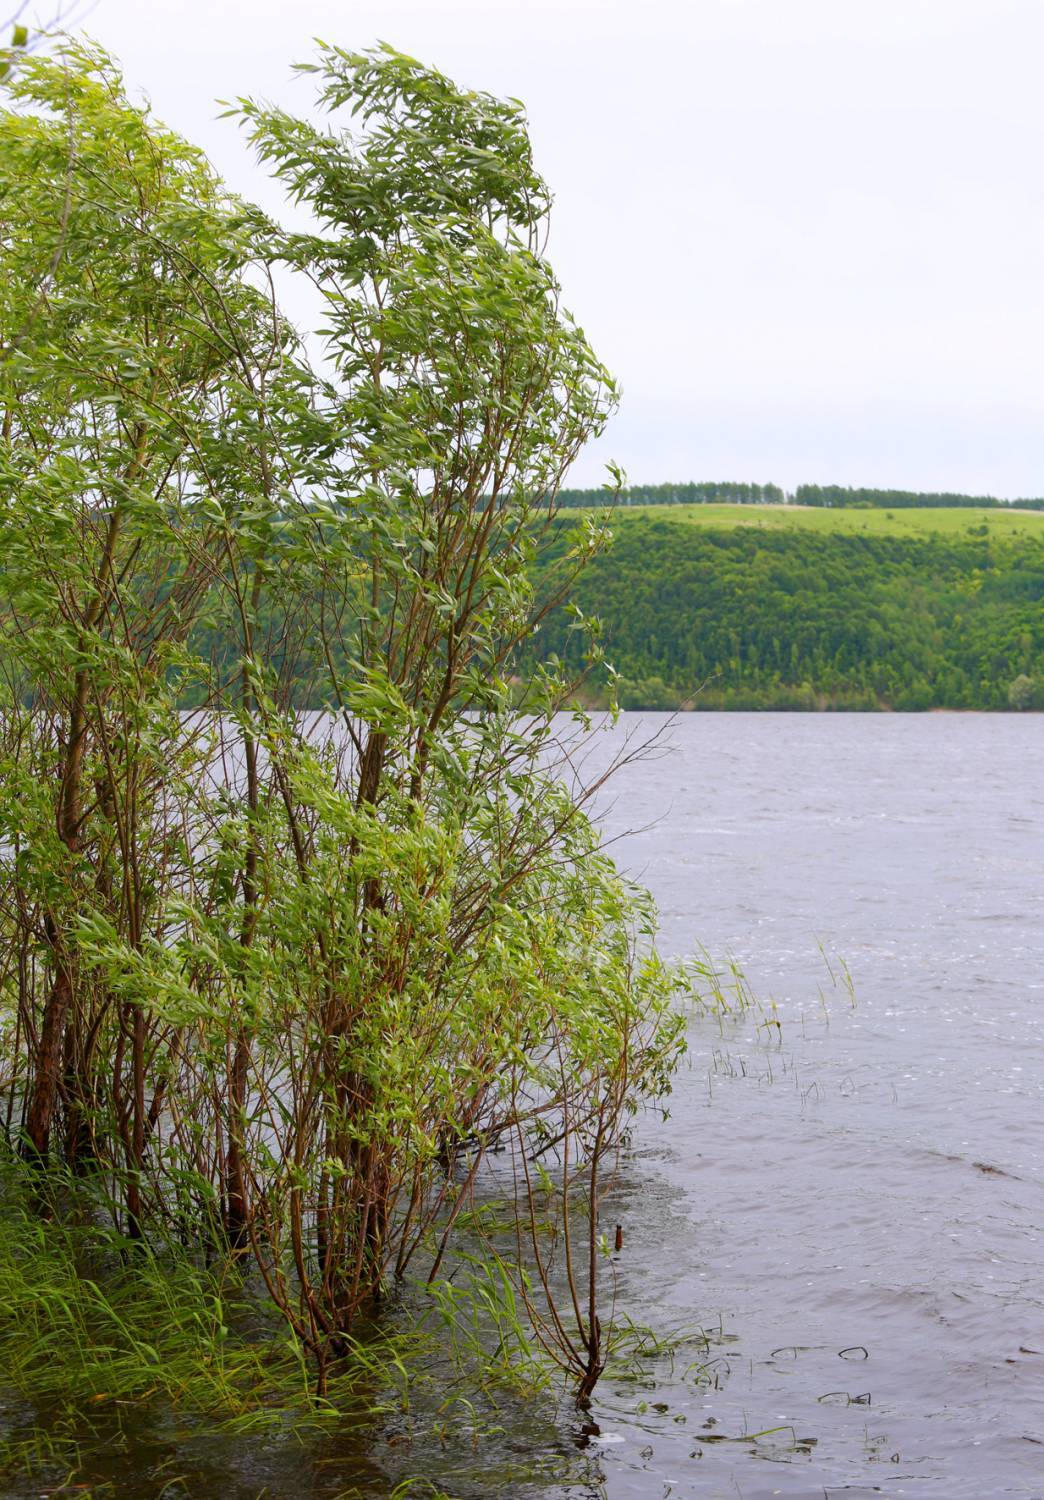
[0,36,688,1409]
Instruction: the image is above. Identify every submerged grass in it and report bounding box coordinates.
[0,952,840,1494]
[0,1159,442,1491]
[0,1160,588,1494]
[0,1204,274,1418]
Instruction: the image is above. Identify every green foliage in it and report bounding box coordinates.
[528,516,1044,710]
[0,1162,285,1419]
[1008,673,1037,710]
[0,18,29,84]
[0,35,687,1419]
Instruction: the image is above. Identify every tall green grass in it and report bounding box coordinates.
[0,1159,574,1492]
[0,1159,435,1489]
[0,1208,267,1413]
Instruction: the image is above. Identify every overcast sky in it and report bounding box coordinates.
[49,0,1044,495]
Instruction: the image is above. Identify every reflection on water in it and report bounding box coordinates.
[5,713,1044,1497]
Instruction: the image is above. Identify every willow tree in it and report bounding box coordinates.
[0,41,311,1201]
[1,39,686,1403]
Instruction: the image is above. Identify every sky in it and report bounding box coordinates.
[30,0,1044,496]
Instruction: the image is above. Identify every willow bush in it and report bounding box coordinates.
[0,38,687,1404]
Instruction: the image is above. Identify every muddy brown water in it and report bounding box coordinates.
[4,712,1043,1498]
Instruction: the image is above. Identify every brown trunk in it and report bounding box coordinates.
[21,918,72,1160]
[22,668,89,1161]
[225,1032,251,1249]
[225,565,262,1249]
[62,1008,94,1173]
[21,451,139,1164]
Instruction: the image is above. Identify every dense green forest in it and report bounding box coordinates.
[186,507,1044,712]
[529,515,1044,710]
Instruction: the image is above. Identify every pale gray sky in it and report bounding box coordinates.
[46,0,1044,494]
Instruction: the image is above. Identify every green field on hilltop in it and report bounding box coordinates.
[617,502,1044,541]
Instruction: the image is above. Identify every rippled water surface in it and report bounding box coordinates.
[576,711,1044,1499]
[8,712,1044,1499]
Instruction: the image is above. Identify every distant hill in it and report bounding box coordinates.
[614,502,1044,542]
[529,507,1044,711]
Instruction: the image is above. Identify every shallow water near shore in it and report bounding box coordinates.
[570,710,1044,1498]
[4,711,1044,1498]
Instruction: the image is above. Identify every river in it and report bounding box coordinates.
[575,710,1044,1499]
[6,711,1043,1498]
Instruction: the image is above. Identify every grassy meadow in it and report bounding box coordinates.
[617,502,1044,541]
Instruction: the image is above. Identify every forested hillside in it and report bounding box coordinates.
[530,515,1044,710]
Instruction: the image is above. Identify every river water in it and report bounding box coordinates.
[574,711,1044,1499]
[7,712,1044,1498]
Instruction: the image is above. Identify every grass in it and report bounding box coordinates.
[0,1161,432,1493]
[0,1199,284,1419]
[0,1162,583,1495]
[613,501,1044,541]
